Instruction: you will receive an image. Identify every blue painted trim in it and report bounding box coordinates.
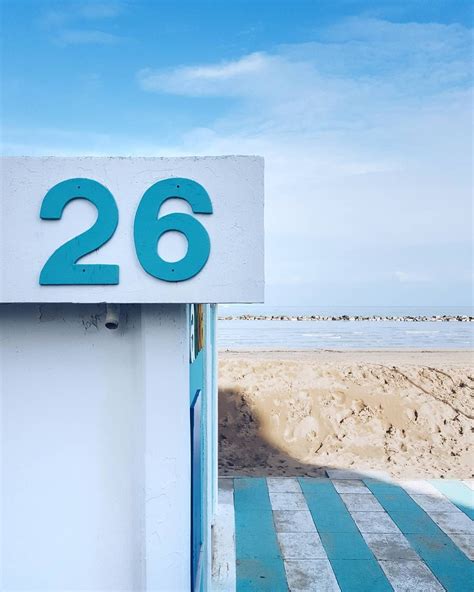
[209,304,218,514]
[365,480,474,592]
[430,480,474,520]
[190,349,205,403]
[189,304,208,592]
[234,478,287,591]
[190,390,203,591]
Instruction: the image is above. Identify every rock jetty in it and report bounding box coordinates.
[218,314,473,322]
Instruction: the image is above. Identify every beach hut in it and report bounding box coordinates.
[0,156,264,591]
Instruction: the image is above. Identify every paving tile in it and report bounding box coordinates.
[218,479,234,505]
[351,511,401,534]
[362,477,403,494]
[463,480,474,491]
[362,533,419,561]
[431,480,474,520]
[234,477,275,511]
[379,560,444,592]
[218,477,234,491]
[300,480,360,534]
[407,533,466,563]
[425,560,474,591]
[277,531,327,560]
[234,478,288,590]
[213,482,236,592]
[398,532,474,591]
[429,511,474,534]
[237,510,277,534]
[340,493,385,512]
[332,479,370,494]
[326,469,390,481]
[411,493,460,514]
[267,478,302,493]
[444,532,474,560]
[236,557,289,591]
[386,510,440,535]
[320,532,374,559]
[400,480,443,497]
[330,559,393,591]
[370,490,419,513]
[236,530,283,558]
[269,491,309,511]
[273,510,317,533]
[284,559,340,592]
[299,478,336,494]
[305,508,360,534]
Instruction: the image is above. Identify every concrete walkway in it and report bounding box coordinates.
[212,475,474,592]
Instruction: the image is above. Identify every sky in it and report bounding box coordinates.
[1,0,472,307]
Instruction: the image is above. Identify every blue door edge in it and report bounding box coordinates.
[190,387,203,591]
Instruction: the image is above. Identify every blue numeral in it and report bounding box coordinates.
[39,178,119,285]
[134,178,212,282]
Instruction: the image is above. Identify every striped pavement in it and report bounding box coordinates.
[212,475,474,592]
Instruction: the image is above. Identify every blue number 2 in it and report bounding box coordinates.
[134,178,212,282]
[39,178,119,285]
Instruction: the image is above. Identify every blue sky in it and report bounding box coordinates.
[1,0,472,306]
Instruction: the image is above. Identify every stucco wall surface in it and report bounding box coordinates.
[0,303,190,591]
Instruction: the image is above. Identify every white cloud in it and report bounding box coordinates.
[40,2,125,44]
[41,1,124,25]
[138,53,271,95]
[134,18,472,302]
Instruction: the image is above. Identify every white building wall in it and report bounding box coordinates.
[141,304,191,591]
[0,303,190,591]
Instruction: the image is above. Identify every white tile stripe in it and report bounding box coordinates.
[339,479,445,592]
[267,478,341,592]
[378,560,445,592]
[211,478,236,592]
[400,480,474,561]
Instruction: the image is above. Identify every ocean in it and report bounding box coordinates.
[217,306,474,350]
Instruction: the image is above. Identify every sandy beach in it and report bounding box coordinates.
[219,350,473,478]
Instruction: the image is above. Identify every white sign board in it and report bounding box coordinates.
[0,156,264,303]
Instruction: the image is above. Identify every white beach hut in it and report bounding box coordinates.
[0,156,264,591]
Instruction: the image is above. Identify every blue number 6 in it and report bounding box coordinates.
[134,178,212,282]
[39,178,119,285]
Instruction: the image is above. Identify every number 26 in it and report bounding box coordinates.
[39,177,213,285]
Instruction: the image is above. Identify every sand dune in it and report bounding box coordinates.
[218,350,473,478]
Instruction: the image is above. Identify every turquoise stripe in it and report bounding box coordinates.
[330,560,394,591]
[430,480,474,520]
[298,479,359,533]
[299,478,392,592]
[365,480,474,592]
[234,478,287,592]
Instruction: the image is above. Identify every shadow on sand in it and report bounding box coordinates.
[219,387,327,477]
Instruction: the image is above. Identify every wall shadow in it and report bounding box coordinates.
[219,387,326,477]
